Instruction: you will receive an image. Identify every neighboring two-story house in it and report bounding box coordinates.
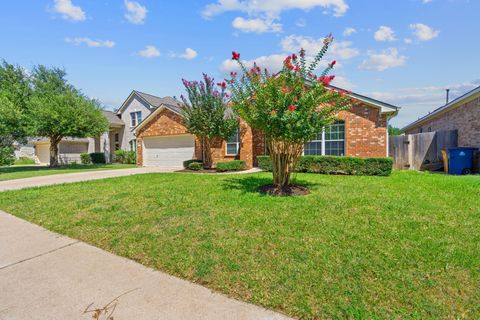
[15,90,179,165]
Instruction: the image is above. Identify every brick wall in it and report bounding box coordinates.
[136,103,389,167]
[339,103,388,158]
[404,96,480,149]
[136,108,201,166]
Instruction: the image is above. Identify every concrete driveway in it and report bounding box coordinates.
[0,167,178,192]
[0,211,290,320]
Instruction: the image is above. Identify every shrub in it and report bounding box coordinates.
[188,161,203,171]
[216,160,246,172]
[257,156,273,172]
[115,150,136,164]
[0,147,15,166]
[183,159,203,169]
[80,153,91,164]
[258,155,392,176]
[14,157,36,165]
[89,152,106,164]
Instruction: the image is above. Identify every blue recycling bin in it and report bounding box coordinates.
[446,147,477,175]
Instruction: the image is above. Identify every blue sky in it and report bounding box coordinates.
[0,0,478,127]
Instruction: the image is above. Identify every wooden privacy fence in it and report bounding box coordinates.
[389,130,458,171]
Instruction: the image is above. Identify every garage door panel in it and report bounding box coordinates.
[143,135,195,167]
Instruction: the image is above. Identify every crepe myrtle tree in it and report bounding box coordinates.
[180,74,238,168]
[228,34,355,192]
[30,66,108,167]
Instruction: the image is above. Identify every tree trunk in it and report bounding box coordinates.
[49,136,62,167]
[203,138,214,169]
[267,138,303,189]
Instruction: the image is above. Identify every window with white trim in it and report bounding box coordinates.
[226,128,240,155]
[129,139,137,152]
[130,111,142,127]
[324,122,345,156]
[304,121,345,156]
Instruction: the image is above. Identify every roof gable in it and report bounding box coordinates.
[402,85,480,131]
[116,90,181,115]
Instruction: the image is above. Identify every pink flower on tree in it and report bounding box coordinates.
[288,104,297,112]
[232,51,240,60]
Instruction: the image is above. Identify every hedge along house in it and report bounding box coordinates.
[134,87,399,168]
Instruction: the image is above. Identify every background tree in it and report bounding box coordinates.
[180,74,238,168]
[30,66,108,167]
[228,35,354,194]
[0,61,33,165]
[388,125,402,136]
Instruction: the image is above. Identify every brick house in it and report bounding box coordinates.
[402,86,480,148]
[134,89,399,168]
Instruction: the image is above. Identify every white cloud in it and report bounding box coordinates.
[180,48,198,60]
[374,26,396,42]
[280,35,360,60]
[124,0,147,24]
[421,0,432,3]
[331,75,355,90]
[343,27,356,37]
[65,37,115,48]
[138,45,160,58]
[373,80,480,127]
[296,18,307,27]
[410,23,439,41]
[232,17,282,33]
[359,48,407,71]
[404,38,413,44]
[221,54,286,74]
[52,0,86,21]
[202,0,349,18]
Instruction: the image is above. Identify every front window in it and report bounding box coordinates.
[324,122,345,156]
[304,132,323,155]
[129,139,137,151]
[304,121,345,156]
[226,128,240,155]
[130,111,142,127]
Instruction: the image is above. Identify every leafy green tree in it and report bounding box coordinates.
[180,74,238,168]
[228,35,354,193]
[30,66,108,167]
[0,61,33,165]
[388,125,402,136]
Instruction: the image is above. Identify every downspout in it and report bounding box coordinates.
[386,114,390,157]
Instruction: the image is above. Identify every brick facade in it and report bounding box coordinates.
[136,103,390,167]
[339,103,388,158]
[404,96,480,148]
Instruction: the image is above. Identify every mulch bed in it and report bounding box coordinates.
[258,184,310,197]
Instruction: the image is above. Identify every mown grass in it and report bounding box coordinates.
[0,171,478,319]
[0,163,136,181]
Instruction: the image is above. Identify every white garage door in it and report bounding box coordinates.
[36,143,50,164]
[143,135,195,167]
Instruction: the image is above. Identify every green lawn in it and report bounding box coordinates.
[0,171,478,319]
[0,163,136,181]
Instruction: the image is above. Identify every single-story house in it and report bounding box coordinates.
[134,88,400,168]
[402,85,480,148]
[15,110,127,165]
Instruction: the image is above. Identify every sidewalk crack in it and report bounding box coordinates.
[0,240,80,271]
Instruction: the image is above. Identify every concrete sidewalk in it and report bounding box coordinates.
[0,167,178,192]
[0,211,290,320]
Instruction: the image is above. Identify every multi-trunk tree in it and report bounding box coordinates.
[228,34,354,195]
[180,73,238,168]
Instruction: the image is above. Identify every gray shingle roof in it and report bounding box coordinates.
[135,91,182,113]
[102,110,125,126]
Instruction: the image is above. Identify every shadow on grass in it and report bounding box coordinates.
[0,164,113,174]
[221,174,322,195]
